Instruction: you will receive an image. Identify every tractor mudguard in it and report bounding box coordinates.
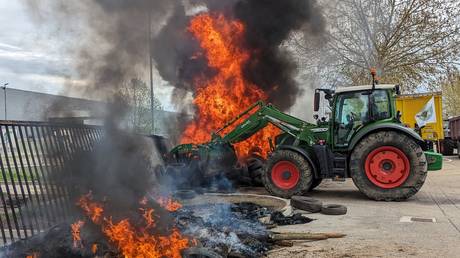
[425,151,443,171]
[349,123,427,152]
[276,145,319,178]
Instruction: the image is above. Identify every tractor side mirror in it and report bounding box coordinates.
[314,91,320,112]
[395,85,401,95]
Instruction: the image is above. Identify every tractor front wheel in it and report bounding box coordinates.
[262,150,312,199]
[350,131,427,201]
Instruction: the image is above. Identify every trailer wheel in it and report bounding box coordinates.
[441,139,455,156]
[262,150,312,199]
[350,131,427,201]
[458,141,460,159]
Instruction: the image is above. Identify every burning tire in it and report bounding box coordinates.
[350,131,427,201]
[262,150,312,199]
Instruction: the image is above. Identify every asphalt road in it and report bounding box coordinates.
[268,156,460,258]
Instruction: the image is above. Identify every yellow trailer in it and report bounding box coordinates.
[396,92,444,141]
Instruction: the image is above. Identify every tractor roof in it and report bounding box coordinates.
[335,84,396,93]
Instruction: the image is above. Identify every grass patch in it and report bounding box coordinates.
[0,168,35,183]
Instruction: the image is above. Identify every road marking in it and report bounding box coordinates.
[400,216,436,223]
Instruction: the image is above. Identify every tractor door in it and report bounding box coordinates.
[332,90,393,149]
[333,92,370,148]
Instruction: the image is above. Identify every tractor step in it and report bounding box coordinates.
[313,145,348,179]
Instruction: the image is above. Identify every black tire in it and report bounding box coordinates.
[291,196,323,213]
[308,178,323,191]
[321,204,347,215]
[247,154,265,186]
[458,141,460,159]
[174,190,197,200]
[262,150,313,199]
[350,131,427,201]
[441,139,455,156]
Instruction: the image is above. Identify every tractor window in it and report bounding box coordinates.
[371,90,391,120]
[335,92,369,146]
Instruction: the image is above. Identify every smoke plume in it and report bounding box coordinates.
[153,0,325,111]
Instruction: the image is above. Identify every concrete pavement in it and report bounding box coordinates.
[268,157,460,257]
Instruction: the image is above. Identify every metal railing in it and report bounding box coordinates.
[0,121,102,245]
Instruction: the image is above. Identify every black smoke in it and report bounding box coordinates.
[235,0,325,110]
[153,0,325,111]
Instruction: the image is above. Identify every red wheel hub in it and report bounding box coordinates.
[271,161,300,190]
[365,146,410,189]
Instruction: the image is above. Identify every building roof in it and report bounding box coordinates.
[335,84,396,93]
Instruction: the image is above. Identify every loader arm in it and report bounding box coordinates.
[216,101,316,145]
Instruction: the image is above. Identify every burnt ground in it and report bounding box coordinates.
[242,157,460,258]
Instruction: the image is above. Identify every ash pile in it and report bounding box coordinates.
[1,201,313,258]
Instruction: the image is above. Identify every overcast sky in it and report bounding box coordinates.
[0,1,177,110]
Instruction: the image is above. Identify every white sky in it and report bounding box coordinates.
[0,0,177,111]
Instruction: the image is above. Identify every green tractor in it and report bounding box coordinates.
[169,83,442,201]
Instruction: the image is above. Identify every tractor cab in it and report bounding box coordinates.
[317,84,400,150]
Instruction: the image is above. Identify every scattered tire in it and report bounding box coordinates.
[308,178,323,191]
[182,247,223,258]
[321,204,347,215]
[350,131,427,201]
[174,190,197,200]
[262,150,313,199]
[291,196,323,213]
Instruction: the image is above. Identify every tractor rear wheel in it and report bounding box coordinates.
[262,150,313,199]
[350,131,427,201]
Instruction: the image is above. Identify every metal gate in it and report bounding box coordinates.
[0,121,102,245]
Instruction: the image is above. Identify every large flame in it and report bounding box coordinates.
[74,193,191,258]
[181,13,279,158]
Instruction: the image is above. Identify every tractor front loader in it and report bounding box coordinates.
[168,83,442,201]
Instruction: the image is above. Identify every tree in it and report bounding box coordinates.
[119,78,163,133]
[441,71,460,117]
[292,0,460,92]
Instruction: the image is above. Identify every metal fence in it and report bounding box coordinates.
[0,121,103,245]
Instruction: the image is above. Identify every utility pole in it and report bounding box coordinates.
[148,10,155,134]
[1,83,8,120]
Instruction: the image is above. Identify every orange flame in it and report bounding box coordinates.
[77,192,103,223]
[156,197,182,212]
[71,220,85,249]
[181,13,279,158]
[75,193,191,257]
[91,243,98,254]
[26,253,39,258]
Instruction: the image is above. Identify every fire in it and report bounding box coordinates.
[91,243,98,254]
[156,196,182,212]
[26,253,39,258]
[75,193,191,257]
[181,13,279,158]
[71,220,85,249]
[77,192,103,223]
